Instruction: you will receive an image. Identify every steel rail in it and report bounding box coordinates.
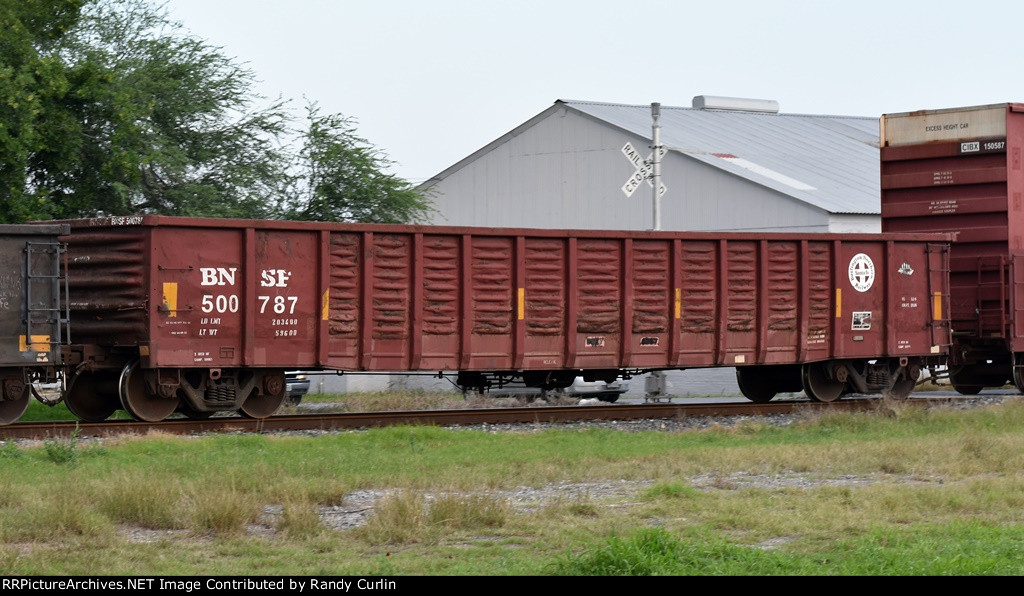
[0,397,954,441]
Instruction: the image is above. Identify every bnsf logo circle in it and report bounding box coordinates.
[848,253,875,293]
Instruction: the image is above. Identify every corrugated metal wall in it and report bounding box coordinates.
[425,107,845,233]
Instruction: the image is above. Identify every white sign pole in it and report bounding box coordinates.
[647,102,668,400]
[651,102,662,232]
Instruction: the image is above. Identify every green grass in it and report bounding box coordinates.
[549,522,1024,575]
[3,398,1024,575]
[21,400,133,423]
[20,400,80,422]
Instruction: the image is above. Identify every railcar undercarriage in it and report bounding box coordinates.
[735,357,926,403]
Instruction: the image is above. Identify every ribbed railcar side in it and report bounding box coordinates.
[323,229,949,375]
[881,102,1024,392]
[48,216,952,420]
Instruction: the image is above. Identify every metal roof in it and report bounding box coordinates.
[561,99,880,215]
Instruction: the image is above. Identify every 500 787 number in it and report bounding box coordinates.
[199,294,300,315]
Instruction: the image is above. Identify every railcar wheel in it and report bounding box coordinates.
[119,361,178,422]
[802,362,845,402]
[735,368,776,403]
[64,372,118,422]
[887,364,920,400]
[238,392,285,419]
[0,386,29,426]
[1013,355,1024,394]
[951,382,983,396]
[238,387,285,419]
[949,369,984,395]
[889,378,916,399]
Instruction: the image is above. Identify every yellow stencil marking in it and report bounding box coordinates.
[19,335,50,352]
[162,282,178,317]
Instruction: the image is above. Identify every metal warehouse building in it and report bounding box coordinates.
[419,96,882,234]
[313,97,886,398]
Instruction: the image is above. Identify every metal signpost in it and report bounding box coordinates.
[650,102,663,231]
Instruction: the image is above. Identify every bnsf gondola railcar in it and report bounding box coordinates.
[31,216,951,423]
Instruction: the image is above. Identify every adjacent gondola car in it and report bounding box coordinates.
[0,224,68,424]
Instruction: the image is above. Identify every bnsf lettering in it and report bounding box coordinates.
[260,269,292,287]
[200,267,238,286]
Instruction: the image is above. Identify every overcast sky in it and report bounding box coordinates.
[161,0,1024,183]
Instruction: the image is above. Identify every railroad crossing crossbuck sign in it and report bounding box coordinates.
[621,142,667,198]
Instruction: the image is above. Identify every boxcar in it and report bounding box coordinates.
[51,216,951,421]
[881,102,1024,393]
[0,224,68,424]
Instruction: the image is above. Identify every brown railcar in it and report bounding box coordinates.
[881,102,1024,393]
[47,216,951,422]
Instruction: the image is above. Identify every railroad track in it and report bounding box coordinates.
[0,396,957,441]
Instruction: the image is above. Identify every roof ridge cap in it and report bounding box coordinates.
[561,99,874,119]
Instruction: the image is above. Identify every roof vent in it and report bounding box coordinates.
[692,95,780,113]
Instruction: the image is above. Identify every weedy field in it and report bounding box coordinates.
[3,395,1024,575]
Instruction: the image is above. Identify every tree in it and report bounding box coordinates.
[0,0,86,222]
[285,103,433,224]
[0,0,430,224]
[45,0,291,219]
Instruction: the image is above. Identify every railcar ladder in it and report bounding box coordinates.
[927,243,952,346]
[975,255,1009,339]
[23,241,70,349]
